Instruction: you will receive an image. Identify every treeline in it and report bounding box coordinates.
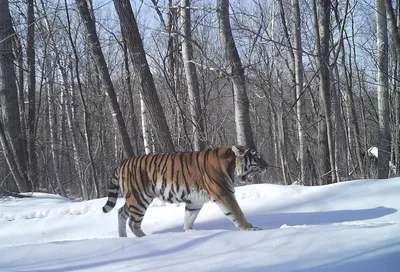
[0,0,398,199]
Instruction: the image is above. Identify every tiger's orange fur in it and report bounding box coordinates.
[103,145,267,237]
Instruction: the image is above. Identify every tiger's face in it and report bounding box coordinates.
[232,145,268,181]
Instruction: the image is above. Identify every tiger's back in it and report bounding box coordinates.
[103,145,267,238]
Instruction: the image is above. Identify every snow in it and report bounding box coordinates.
[1,178,400,272]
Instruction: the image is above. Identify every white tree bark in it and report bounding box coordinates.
[292,0,307,184]
[180,0,206,151]
[141,94,152,155]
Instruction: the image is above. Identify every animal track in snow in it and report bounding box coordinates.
[0,205,98,222]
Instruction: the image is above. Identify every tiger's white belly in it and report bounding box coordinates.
[185,190,210,205]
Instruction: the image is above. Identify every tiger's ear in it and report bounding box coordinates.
[231,145,246,157]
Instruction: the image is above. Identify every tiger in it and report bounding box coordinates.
[102,145,268,238]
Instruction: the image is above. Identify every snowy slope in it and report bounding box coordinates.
[1,178,399,272]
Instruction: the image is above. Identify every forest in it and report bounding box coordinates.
[0,0,398,199]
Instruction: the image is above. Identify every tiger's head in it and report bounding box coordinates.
[231,145,268,181]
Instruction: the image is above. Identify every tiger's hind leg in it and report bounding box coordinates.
[183,203,203,231]
[126,196,154,238]
[128,213,146,238]
[118,204,128,237]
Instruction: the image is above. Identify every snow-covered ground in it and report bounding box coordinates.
[1,178,399,272]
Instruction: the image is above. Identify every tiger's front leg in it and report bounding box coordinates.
[215,194,261,231]
[183,203,203,231]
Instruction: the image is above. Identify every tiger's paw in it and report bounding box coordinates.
[241,226,262,231]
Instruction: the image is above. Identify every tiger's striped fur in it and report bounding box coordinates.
[102,145,267,237]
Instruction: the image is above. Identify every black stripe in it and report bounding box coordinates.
[148,154,157,173]
[144,154,150,169]
[196,152,201,172]
[184,180,190,195]
[214,179,234,195]
[189,152,194,166]
[203,149,213,179]
[170,153,176,183]
[225,212,232,216]
[128,204,143,214]
[168,190,174,202]
[129,209,144,218]
[184,154,191,181]
[105,200,115,207]
[131,188,148,211]
[161,153,170,175]
[130,216,143,224]
[109,183,119,189]
[108,192,118,198]
[160,177,167,197]
[186,207,201,212]
[157,153,167,172]
[112,169,119,181]
[136,161,153,201]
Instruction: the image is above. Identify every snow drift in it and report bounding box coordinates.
[1,178,399,271]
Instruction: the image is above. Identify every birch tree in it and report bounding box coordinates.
[181,0,206,151]
[292,0,307,184]
[217,0,255,149]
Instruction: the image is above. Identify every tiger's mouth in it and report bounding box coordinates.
[241,167,266,181]
[241,171,255,181]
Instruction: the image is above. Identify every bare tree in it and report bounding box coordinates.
[217,0,255,149]
[0,0,30,191]
[113,0,175,152]
[27,0,38,187]
[180,0,206,151]
[291,0,307,184]
[313,0,336,184]
[75,0,135,158]
[385,0,400,175]
[376,0,390,178]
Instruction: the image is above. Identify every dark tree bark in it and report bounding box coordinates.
[75,0,135,157]
[376,0,390,178]
[385,0,400,175]
[27,0,38,188]
[313,0,335,184]
[113,0,175,152]
[217,0,255,149]
[0,0,31,191]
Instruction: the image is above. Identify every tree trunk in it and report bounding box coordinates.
[75,0,135,157]
[113,0,175,152]
[0,0,30,192]
[180,0,206,151]
[141,94,152,155]
[45,57,66,196]
[27,0,38,188]
[122,35,139,154]
[292,0,308,184]
[0,120,25,191]
[217,0,255,149]
[376,0,390,178]
[385,0,400,175]
[313,0,335,184]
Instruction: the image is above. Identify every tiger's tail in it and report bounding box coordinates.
[102,167,120,213]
